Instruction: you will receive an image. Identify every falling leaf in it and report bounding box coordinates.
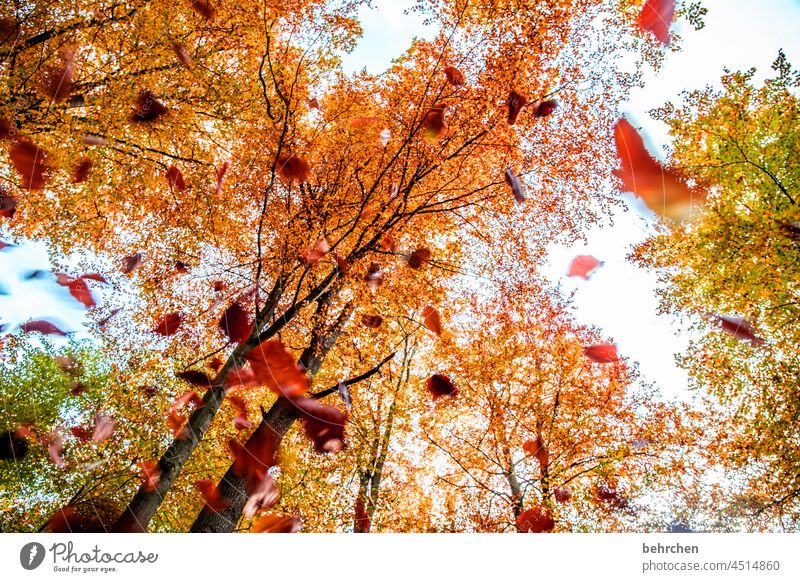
[338,381,352,411]
[380,235,397,253]
[507,90,527,125]
[56,274,95,308]
[121,252,143,274]
[361,314,383,329]
[532,99,558,118]
[614,118,701,222]
[230,428,281,516]
[228,395,253,430]
[426,374,457,401]
[302,238,330,265]
[638,0,675,45]
[0,188,17,218]
[780,221,800,241]
[583,343,619,363]
[43,429,65,467]
[227,339,309,398]
[567,255,604,280]
[243,473,279,517]
[38,46,76,101]
[553,487,572,503]
[153,312,184,336]
[349,116,383,128]
[422,106,446,139]
[219,302,252,345]
[364,262,384,291]
[172,42,192,69]
[139,460,161,492]
[92,414,116,443]
[20,320,67,336]
[176,370,213,387]
[596,483,629,509]
[174,260,190,273]
[716,315,764,346]
[354,497,371,532]
[516,506,555,533]
[294,397,348,453]
[71,158,93,184]
[420,305,442,335]
[443,65,465,86]
[131,90,168,123]
[166,165,187,191]
[523,435,550,473]
[333,252,349,275]
[379,128,391,148]
[504,168,526,203]
[81,134,107,146]
[190,0,217,19]
[10,139,51,189]
[251,513,301,533]
[276,155,311,183]
[215,161,229,196]
[406,247,431,269]
[194,479,230,512]
[43,506,104,533]
[308,97,320,109]
[0,429,29,461]
[70,425,92,442]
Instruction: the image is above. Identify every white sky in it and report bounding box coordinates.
[3,0,799,400]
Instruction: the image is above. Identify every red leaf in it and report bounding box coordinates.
[121,252,143,274]
[60,276,95,308]
[516,506,555,533]
[276,155,311,183]
[380,235,397,253]
[614,119,701,222]
[349,116,383,128]
[20,320,67,336]
[532,99,558,118]
[227,339,309,398]
[71,157,93,184]
[43,429,65,467]
[443,65,465,86]
[421,305,442,335]
[176,370,213,387]
[361,314,383,329]
[716,315,764,346]
[92,414,116,443]
[131,90,167,123]
[507,90,528,125]
[153,312,184,336]
[426,374,457,401]
[523,435,549,473]
[294,397,348,454]
[172,42,192,68]
[70,425,92,443]
[38,47,75,100]
[10,139,51,189]
[0,188,18,218]
[553,486,572,504]
[230,427,281,516]
[302,238,330,266]
[139,460,161,492]
[406,247,431,269]
[354,496,371,532]
[0,428,29,460]
[364,262,384,291]
[215,161,229,196]
[194,479,230,512]
[228,395,253,430]
[638,0,675,45]
[219,302,252,344]
[333,251,349,275]
[504,168,526,203]
[596,483,629,509]
[43,506,104,533]
[567,255,604,280]
[166,165,187,191]
[190,0,217,19]
[174,260,190,273]
[422,106,446,139]
[583,343,619,363]
[251,513,301,533]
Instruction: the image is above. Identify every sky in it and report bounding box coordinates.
[3,0,800,399]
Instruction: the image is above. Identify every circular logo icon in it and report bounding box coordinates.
[20,542,46,570]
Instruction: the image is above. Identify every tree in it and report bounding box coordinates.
[633,52,800,527]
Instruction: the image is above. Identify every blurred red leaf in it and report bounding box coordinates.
[194,479,229,512]
[333,251,349,275]
[364,262,384,290]
[406,247,431,269]
[139,460,161,492]
[583,343,619,363]
[361,314,383,329]
[226,339,309,398]
[422,106,446,139]
[421,305,442,335]
[43,506,104,533]
[57,275,96,308]
[251,513,301,533]
[92,414,116,443]
[504,168,526,203]
[516,506,555,533]
[638,0,675,45]
[507,90,527,125]
[190,0,217,19]
[338,381,352,411]
[43,429,65,467]
[70,425,92,443]
[532,99,558,118]
[38,47,75,100]
[302,238,330,266]
[166,165,187,191]
[553,486,572,504]
[176,370,213,388]
[567,255,604,280]
[121,252,143,274]
[0,188,17,218]
[614,118,700,222]
[131,90,167,123]
[172,42,192,68]
[230,427,281,516]
[426,374,457,401]
[276,155,311,183]
[153,312,184,336]
[444,65,465,86]
[380,235,397,253]
[523,435,550,473]
[215,161,229,196]
[354,497,371,532]
[71,157,93,184]
[174,260,190,273]
[596,483,629,509]
[716,315,764,346]
[20,320,66,336]
[294,397,347,453]
[228,395,253,430]
[219,302,252,344]
[10,139,51,189]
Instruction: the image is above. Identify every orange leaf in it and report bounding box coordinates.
[583,343,619,363]
[421,305,442,335]
[251,513,301,533]
[443,65,465,86]
[422,106,446,139]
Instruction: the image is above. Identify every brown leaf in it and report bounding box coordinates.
[504,168,526,203]
[516,506,555,533]
[294,397,348,453]
[166,165,187,191]
[38,47,75,100]
[92,414,116,443]
[121,252,143,274]
[507,90,528,125]
[426,374,457,401]
[176,370,213,388]
[190,0,217,19]
[10,139,51,189]
[364,262,384,291]
[361,314,383,329]
[172,42,192,69]
[276,155,311,183]
[153,312,184,336]
[422,105,446,139]
[583,343,619,363]
[0,429,29,461]
[131,90,168,123]
[532,99,558,118]
[219,302,252,344]
[0,188,18,218]
[420,305,442,335]
[553,486,572,504]
[406,247,431,269]
[71,157,93,184]
[567,255,604,280]
[226,339,309,398]
[251,513,301,533]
